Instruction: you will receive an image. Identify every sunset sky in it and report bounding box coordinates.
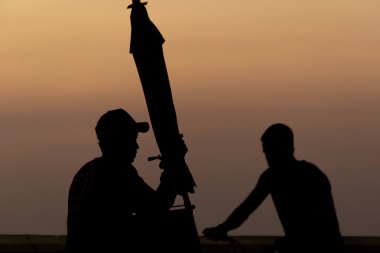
[1,0,379,236]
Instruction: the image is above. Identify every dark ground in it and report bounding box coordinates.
[0,235,378,253]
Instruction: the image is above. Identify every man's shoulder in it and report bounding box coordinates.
[70,157,103,188]
[74,157,102,176]
[68,158,103,208]
[297,160,325,174]
[259,167,275,182]
[297,160,331,187]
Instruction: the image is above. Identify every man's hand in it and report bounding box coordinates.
[177,133,188,157]
[202,225,228,241]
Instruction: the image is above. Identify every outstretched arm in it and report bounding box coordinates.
[203,172,270,240]
[155,134,189,209]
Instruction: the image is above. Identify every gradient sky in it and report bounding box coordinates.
[1,0,379,236]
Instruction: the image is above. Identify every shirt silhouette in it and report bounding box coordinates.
[203,123,343,253]
[66,109,180,252]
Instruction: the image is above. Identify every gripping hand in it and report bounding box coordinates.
[202,225,228,241]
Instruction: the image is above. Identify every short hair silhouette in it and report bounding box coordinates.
[261,123,294,146]
[261,123,295,160]
[261,123,294,149]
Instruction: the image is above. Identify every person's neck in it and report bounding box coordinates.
[269,156,297,168]
[101,154,133,167]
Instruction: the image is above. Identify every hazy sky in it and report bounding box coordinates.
[1,0,379,236]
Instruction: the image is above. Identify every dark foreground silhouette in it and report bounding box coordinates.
[2,235,380,253]
[203,123,344,253]
[128,1,201,252]
[66,109,183,252]
[128,0,197,195]
[66,1,201,252]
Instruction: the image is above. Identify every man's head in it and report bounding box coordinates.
[261,123,295,167]
[95,109,149,161]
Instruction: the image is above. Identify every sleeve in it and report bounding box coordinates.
[68,168,95,215]
[66,166,96,252]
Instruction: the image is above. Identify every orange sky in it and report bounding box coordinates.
[1,0,379,235]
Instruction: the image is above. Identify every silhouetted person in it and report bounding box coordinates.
[66,109,182,252]
[203,123,343,253]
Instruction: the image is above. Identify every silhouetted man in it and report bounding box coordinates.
[203,123,343,253]
[66,109,181,252]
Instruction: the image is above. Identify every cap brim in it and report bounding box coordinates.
[136,122,149,133]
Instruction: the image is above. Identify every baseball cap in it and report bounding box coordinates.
[95,109,149,142]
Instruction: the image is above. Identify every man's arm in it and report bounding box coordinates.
[131,164,180,214]
[155,134,189,210]
[203,171,271,240]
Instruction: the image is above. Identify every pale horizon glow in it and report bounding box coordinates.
[1,0,379,236]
